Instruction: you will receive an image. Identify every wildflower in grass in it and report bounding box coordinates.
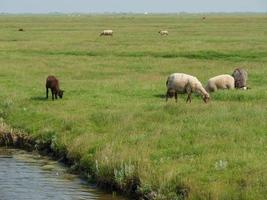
[215,160,228,170]
[95,160,99,175]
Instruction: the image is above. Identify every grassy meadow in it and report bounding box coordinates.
[0,14,267,199]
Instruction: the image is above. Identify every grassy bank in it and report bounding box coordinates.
[0,14,266,199]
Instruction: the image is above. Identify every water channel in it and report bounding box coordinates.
[0,148,125,200]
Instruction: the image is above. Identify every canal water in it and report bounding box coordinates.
[0,148,125,200]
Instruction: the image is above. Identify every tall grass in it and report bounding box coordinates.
[0,14,266,199]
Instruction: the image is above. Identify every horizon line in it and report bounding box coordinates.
[0,11,266,15]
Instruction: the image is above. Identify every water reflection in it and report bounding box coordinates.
[0,148,125,200]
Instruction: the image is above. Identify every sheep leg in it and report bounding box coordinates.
[166,91,169,102]
[185,84,192,103]
[186,93,192,103]
[175,92,178,103]
[46,87,49,99]
[51,89,55,100]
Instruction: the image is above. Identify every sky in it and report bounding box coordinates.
[0,0,266,13]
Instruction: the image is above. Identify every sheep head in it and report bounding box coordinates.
[58,90,64,99]
[202,93,210,103]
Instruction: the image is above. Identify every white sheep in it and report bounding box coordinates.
[166,73,210,103]
[159,30,168,36]
[100,30,113,36]
[205,74,235,93]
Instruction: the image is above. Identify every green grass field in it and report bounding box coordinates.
[0,14,266,199]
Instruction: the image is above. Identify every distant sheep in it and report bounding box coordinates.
[166,73,210,103]
[18,28,24,31]
[232,68,248,89]
[159,30,168,36]
[100,30,113,36]
[46,75,64,100]
[205,74,234,93]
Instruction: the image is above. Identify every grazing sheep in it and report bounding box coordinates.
[205,74,234,93]
[46,76,64,100]
[166,73,210,103]
[100,30,113,36]
[18,28,24,31]
[159,30,168,36]
[232,68,248,89]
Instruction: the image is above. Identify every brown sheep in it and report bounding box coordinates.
[46,76,64,100]
[232,68,248,89]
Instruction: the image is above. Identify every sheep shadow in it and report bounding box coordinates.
[153,94,166,99]
[30,96,47,101]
